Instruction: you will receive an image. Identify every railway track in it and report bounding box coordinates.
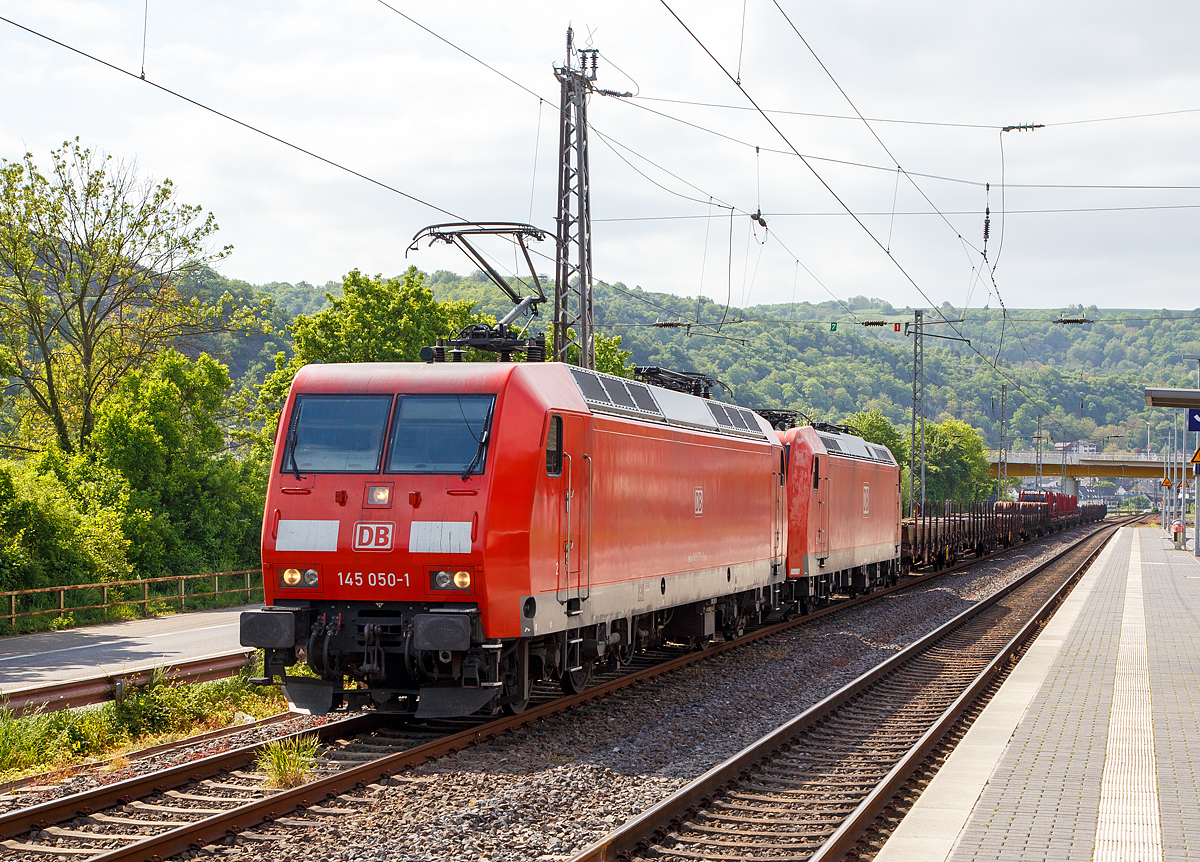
[0,521,1116,861]
[0,711,302,803]
[567,519,1125,862]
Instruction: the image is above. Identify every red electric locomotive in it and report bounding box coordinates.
[779,425,903,611]
[240,361,787,717]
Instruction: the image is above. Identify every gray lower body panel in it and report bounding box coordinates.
[795,541,901,577]
[519,557,784,637]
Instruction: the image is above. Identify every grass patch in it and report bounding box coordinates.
[0,655,286,782]
[256,734,320,788]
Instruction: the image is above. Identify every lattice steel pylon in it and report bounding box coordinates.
[908,309,926,516]
[1034,414,1044,492]
[553,28,598,369]
[997,383,1009,500]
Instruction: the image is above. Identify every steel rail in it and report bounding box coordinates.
[1,521,1112,860]
[807,523,1120,862]
[567,519,1124,862]
[1,650,255,716]
[0,710,300,797]
[0,713,384,840]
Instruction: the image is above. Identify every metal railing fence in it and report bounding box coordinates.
[2,569,262,631]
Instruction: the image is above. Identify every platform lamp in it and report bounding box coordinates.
[1185,354,1200,557]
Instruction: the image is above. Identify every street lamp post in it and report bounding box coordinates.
[1184,353,1200,557]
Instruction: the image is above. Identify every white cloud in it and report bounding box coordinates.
[1,0,1197,312]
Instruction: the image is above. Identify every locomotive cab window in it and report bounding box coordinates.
[282,395,392,474]
[545,415,563,476]
[386,395,495,475]
[812,456,820,490]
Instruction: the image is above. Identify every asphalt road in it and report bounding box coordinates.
[0,605,256,695]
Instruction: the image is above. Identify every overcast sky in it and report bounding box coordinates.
[3,1,1198,313]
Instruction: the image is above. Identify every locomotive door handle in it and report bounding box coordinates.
[562,453,573,600]
[271,509,281,540]
[583,453,593,600]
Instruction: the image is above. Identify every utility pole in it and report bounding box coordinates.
[1174,414,1181,528]
[1034,415,1044,494]
[1161,421,1169,529]
[553,28,598,369]
[908,309,925,516]
[997,383,1009,501]
[1185,353,1200,558]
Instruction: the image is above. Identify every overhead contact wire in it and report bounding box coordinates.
[0,14,464,220]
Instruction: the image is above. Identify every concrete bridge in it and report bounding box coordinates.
[987,450,1178,495]
[988,450,1172,479]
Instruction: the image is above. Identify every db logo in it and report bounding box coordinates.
[353,522,395,551]
[694,487,704,517]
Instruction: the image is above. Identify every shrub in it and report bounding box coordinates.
[256,735,320,788]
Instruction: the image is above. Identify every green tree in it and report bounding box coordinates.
[922,419,993,503]
[0,140,251,453]
[246,267,484,457]
[845,410,908,465]
[90,351,262,576]
[594,333,635,377]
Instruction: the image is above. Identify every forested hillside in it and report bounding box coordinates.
[237,267,1200,453]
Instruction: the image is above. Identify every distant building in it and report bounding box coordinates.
[1053,440,1098,454]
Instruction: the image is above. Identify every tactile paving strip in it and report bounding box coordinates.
[1093,528,1163,861]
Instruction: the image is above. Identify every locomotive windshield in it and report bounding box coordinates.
[386,395,495,475]
[283,395,392,473]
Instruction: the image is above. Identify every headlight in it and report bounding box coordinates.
[368,486,391,505]
[431,570,473,590]
[279,567,319,588]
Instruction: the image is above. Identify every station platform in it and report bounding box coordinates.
[877,525,1200,862]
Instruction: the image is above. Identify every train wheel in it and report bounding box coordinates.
[502,698,529,716]
[561,662,594,695]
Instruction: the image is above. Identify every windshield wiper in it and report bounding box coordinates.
[286,401,304,480]
[461,399,495,481]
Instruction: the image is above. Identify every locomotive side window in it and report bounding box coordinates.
[546,414,563,476]
[386,395,495,475]
[812,456,820,490]
[283,395,392,474]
